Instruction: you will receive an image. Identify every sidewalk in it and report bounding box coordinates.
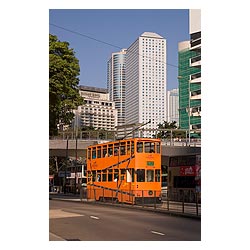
[49,192,85,202]
[49,192,201,219]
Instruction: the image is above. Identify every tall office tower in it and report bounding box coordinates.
[178,9,201,136]
[126,32,167,137]
[167,88,179,126]
[107,49,127,126]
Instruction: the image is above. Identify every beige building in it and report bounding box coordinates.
[74,85,117,131]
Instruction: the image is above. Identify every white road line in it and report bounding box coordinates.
[90,216,100,220]
[49,232,65,241]
[151,230,165,236]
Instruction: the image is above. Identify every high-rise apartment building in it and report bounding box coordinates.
[126,32,167,136]
[178,9,201,136]
[107,49,127,126]
[167,88,179,126]
[74,85,117,131]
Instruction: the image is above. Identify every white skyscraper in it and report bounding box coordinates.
[126,32,167,136]
[107,49,127,126]
[167,88,179,126]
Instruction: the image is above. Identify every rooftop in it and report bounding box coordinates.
[79,85,108,94]
[140,32,164,39]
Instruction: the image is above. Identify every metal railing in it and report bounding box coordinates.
[81,188,201,217]
[50,129,201,147]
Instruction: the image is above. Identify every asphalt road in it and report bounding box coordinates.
[49,200,201,241]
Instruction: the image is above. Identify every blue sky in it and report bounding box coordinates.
[49,9,189,91]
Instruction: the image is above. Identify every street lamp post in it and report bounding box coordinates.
[74,110,79,194]
[75,135,77,194]
[64,136,69,194]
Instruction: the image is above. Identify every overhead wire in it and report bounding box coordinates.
[49,23,179,69]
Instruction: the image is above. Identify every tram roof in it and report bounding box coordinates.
[87,138,161,148]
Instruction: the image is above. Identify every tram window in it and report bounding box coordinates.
[127,141,131,155]
[156,142,160,153]
[88,148,91,160]
[96,170,101,182]
[120,142,126,155]
[102,170,107,182]
[131,141,134,154]
[131,169,135,182]
[108,169,113,181]
[114,143,119,156]
[92,148,96,159]
[103,145,107,157]
[87,171,92,183]
[136,169,145,182]
[145,142,155,153]
[146,170,154,182]
[126,169,135,182]
[108,145,113,156]
[155,170,161,182]
[92,170,96,182]
[114,169,119,182]
[120,169,126,175]
[97,146,101,158]
[137,142,143,153]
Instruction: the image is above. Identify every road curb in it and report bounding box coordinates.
[49,195,201,220]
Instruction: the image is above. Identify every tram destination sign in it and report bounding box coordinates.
[147,161,154,166]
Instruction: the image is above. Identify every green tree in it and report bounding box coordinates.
[156,121,185,139]
[49,34,84,136]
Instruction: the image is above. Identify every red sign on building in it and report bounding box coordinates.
[180,166,197,176]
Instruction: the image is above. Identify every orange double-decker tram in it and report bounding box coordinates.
[86,138,162,204]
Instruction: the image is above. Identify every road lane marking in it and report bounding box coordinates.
[49,232,65,241]
[49,209,84,219]
[90,216,100,220]
[151,230,165,236]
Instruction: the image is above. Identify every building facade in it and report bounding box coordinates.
[167,88,179,126]
[107,49,127,126]
[178,9,201,136]
[74,85,117,131]
[126,32,167,137]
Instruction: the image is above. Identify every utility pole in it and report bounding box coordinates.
[75,135,77,194]
[64,136,68,194]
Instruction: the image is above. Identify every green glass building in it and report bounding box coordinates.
[178,40,201,137]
